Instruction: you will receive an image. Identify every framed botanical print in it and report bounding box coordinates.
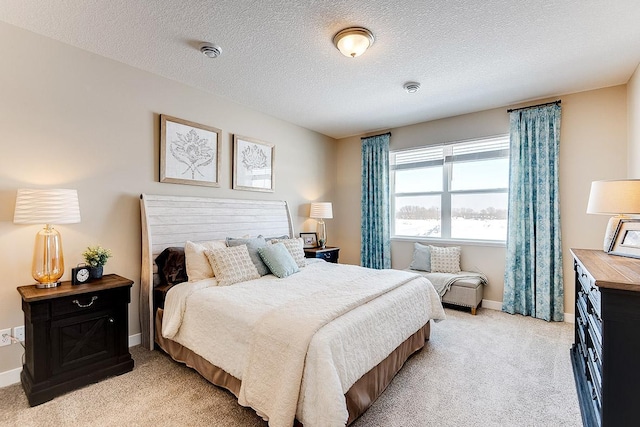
[160,115,221,187]
[233,135,274,192]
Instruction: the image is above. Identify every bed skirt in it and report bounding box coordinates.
[155,308,430,425]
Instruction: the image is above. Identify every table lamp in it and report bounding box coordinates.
[586,180,640,252]
[310,202,333,249]
[14,189,81,288]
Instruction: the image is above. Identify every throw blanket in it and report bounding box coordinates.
[421,271,488,296]
[237,269,419,427]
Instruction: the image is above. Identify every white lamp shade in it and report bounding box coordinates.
[310,202,333,219]
[14,189,81,224]
[586,180,640,214]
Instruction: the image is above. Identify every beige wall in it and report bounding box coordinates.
[629,63,640,177]
[0,23,337,374]
[335,86,629,315]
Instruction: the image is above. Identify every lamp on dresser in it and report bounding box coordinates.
[586,179,640,252]
[13,188,81,288]
[310,202,333,249]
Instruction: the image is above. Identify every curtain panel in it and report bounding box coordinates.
[503,104,564,321]
[361,133,391,269]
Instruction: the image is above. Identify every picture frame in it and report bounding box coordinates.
[609,219,640,258]
[300,232,318,249]
[233,135,274,192]
[160,114,221,187]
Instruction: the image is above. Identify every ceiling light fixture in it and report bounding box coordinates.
[333,27,374,58]
[403,82,421,93]
[200,43,222,58]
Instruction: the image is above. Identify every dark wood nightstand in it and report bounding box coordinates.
[17,274,134,406]
[304,246,340,263]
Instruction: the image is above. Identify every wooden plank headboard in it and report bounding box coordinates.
[139,194,294,349]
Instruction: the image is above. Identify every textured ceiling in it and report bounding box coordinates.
[1,0,639,139]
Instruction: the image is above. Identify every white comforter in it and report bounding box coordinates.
[162,261,445,426]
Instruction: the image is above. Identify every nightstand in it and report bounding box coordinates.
[304,246,340,263]
[17,274,134,406]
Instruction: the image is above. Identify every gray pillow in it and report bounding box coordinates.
[409,243,431,272]
[226,237,269,276]
[258,243,299,278]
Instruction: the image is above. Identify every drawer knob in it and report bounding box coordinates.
[72,296,98,308]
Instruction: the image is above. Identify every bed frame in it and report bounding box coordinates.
[139,193,294,350]
[139,193,431,425]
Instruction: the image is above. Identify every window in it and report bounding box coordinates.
[390,135,509,242]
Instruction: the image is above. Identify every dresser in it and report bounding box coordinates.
[570,249,640,427]
[18,274,134,406]
[304,246,340,263]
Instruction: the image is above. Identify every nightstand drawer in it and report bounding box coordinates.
[51,289,121,317]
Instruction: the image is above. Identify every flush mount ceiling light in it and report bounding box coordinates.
[333,27,375,58]
[200,42,222,58]
[403,82,421,93]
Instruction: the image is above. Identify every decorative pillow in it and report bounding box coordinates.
[204,245,260,286]
[155,247,188,286]
[429,246,461,274]
[185,240,228,281]
[269,238,306,268]
[226,237,269,276]
[258,243,299,278]
[409,243,431,272]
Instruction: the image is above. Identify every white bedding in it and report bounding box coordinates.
[162,261,445,426]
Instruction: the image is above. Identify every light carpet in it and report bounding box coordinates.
[0,308,581,426]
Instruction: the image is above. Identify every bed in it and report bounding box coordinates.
[139,194,445,426]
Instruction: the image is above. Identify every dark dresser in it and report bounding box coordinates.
[18,274,134,406]
[570,249,640,427]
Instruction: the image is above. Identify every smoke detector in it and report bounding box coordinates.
[200,43,222,58]
[403,82,421,93]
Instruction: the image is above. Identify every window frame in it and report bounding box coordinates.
[390,135,509,244]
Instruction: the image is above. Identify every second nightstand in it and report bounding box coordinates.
[304,246,340,263]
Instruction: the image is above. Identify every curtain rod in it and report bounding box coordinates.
[507,100,561,113]
[361,132,391,140]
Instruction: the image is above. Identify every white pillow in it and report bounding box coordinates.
[185,240,227,281]
[429,246,461,274]
[205,245,260,286]
[269,238,306,268]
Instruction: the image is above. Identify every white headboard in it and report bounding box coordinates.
[139,194,294,349]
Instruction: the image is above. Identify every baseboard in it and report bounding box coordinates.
[0,366,22,388]
[128,333,141,347]
[0,333,143,388]
[481,299,575,323]
[481,299,503,311]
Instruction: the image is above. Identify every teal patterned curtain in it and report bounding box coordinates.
[361,133,391,269]
[503,103,563,321]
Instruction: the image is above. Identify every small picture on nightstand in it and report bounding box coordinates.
[300,232,318,248]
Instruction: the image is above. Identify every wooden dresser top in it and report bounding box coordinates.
[571,248,640,292]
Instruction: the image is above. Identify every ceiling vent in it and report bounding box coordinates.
[403,82,421,93]
[200,43,222,58]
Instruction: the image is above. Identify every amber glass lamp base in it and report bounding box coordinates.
[32,225,64,288]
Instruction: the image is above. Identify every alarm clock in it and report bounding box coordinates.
[71,265,91,285]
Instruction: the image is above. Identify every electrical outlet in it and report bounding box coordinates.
[13,326,25,342]
[0,328,11,347]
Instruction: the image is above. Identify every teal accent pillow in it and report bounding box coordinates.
[409,243,431,272]
[258,243,300,278]
[226,237,269,276]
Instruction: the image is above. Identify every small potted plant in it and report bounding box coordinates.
[82,245,113,279]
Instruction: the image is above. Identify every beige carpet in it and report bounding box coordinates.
[0,308,581,427]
